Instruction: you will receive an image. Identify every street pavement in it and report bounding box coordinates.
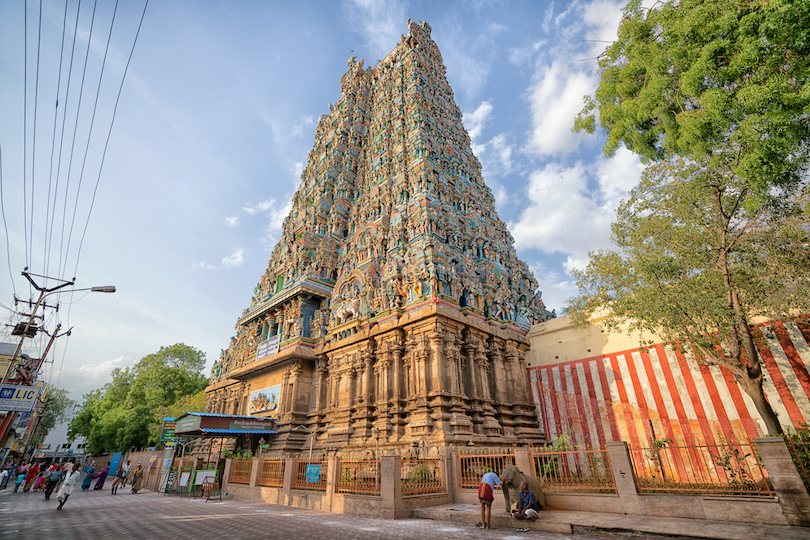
[0,486,607,540]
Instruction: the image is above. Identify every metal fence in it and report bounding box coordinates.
[531,447,616,494]
[630,442,774,496]
[402,458,444,496]
[230,459,252,485]
[292,459,328,491]
[457,448,515,489]
[786,439,810,493]
[337,460,380,496]
[257,459,285,488]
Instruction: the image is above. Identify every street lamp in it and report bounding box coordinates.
[294,425,332,462]
[3,271,116,384]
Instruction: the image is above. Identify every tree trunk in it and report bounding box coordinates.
[734,370,783,436]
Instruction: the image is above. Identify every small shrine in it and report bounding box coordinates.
[206,21,552,456]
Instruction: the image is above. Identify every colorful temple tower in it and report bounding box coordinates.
[206,21,552,455]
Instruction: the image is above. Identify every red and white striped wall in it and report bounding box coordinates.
[528,318,810,447]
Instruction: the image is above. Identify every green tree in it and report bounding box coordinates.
[574,0,810,196]
[149,390,208,445]
[569,159,810,434]
[69,343,208,453]
[28,387,73,450]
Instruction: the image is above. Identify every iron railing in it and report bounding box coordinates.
[292,459,328,491]
[457,448,515,489]
[229,459,252,485]
[531,447,616,494]
[402,458,444,496]
[630,442,774,497]
[337,460,380,495]
[786,439,810,493]
[257,459,285,488]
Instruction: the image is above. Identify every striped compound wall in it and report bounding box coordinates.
[528,318,810,447]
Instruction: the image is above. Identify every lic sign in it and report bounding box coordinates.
[0,383,41,412]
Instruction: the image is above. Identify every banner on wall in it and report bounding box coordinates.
[256,335,280,360]
[248,384,280,415]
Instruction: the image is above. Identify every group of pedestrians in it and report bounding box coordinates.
[2,457,145,511]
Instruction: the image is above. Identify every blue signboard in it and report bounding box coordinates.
[0,383,41,412]
[256,335,280,360]
[305,464,321,483]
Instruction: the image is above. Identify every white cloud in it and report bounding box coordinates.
[463,100,493,143]
[242,199,275,215]
[529,262,574,314]
[526,60,595,156]
[292,115,315,138]
[511,147,643,262]
[76,356,134,380]
[221,248,246,268]
[345,0,407,60]
[225,215,240,227]
[261,198,293,250]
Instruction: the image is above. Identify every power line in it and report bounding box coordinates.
[30,0,44,273]
[47,0,83,281]
[0,145,15,298]
[43,0,71,279]
[57,0,99,281]
[64,0,120,278]
[73,0,150,277]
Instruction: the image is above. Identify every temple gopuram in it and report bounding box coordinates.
[205,21,552,457]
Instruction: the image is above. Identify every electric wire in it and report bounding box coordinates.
[63,0,120,279]
[57,0,98,282]
[43,0,71,279]
[29,0,43,276]
[23,0,29,270]
[47,0,83,283]
[0,145,15,298]
[72,0,149,278]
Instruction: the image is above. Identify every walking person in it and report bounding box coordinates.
[13,471,25,493]
[478,470,503,530]
[0,467,8,489]
[92,464,109,490]
[110,465,125,494]
[130,464,143,494]
[22,461,40,492]
[44,466,64,500]
[55,463,80,511]
[121,460,131,488]
[81,461,95,491]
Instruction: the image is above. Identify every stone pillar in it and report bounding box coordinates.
[429,328,445,393]
[514,447,533,476]
[222,458,233,494]
[249,457,260,489]
[380,455,404,519]
[325,455,338,512]
[606,441,640,515]
[754,437,810,527]
[282,457,295,505]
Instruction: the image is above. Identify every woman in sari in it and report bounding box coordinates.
[81,461,95,491]
[22,462,39,492]
[130,464,143,494]
[92,464,109,490]
[33,463,56,491]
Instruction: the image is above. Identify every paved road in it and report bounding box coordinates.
[0,486,610,540]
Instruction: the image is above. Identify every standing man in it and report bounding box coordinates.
[478,470,502,530]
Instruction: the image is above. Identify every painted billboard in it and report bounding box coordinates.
[248,384,280,415]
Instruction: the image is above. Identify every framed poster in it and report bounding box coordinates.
[248,384,280,414]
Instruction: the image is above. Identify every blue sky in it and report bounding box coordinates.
[0,0,644,401]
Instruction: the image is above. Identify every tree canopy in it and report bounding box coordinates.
[572,0,810,435]
[28,387,73,450]
[68,343,208,454]
[574,0,810,197]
